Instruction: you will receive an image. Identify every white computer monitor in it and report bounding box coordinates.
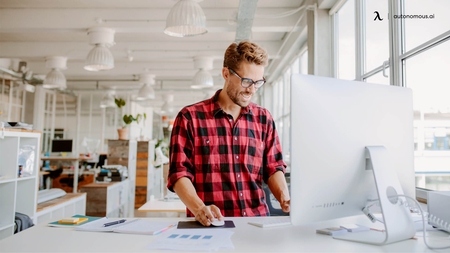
[289,74,416,245]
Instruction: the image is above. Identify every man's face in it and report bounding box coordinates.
[225,62,265,108]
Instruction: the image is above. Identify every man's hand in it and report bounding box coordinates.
[280,198,290,213]
[193,205,224,226]
[267,171,291,213]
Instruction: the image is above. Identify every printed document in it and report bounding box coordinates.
[75,218,176,235]
[146,229,234,251]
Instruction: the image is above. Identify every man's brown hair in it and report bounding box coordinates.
[223,41,269,71]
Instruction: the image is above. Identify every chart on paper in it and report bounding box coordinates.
[147,229,234,251]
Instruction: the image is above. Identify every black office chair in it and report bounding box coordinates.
[97,154,107,168]
[263,185,289,216]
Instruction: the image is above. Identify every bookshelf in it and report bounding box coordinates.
[0,129,41,240]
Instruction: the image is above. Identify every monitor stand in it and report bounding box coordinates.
[333,146,416,245]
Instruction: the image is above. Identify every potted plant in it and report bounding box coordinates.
[115,98,146,140]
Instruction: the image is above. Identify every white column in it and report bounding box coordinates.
[306,4,332,77]
[32,86,46,131]
[101,107,106,153]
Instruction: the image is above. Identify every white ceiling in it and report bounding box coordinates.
[0,0,322,111]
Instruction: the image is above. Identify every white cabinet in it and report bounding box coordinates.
[107,140,137,217]
[0,130,41,240]
[80,180,130,217]
[35,193,86,225]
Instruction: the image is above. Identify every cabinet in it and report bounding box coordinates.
[80,181,130,217]
[35,193,86,225]
[0,129,41,240]
[107,140,136,215]
[135,141,156,208]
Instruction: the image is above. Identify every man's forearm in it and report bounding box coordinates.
[267,170,290,204]
[173,177,206,215]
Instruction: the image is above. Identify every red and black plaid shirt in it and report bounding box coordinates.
[167,90,286,217]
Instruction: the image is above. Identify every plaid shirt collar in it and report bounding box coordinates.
[210,89,254,118]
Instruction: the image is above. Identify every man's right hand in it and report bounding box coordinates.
[194,205,224,226]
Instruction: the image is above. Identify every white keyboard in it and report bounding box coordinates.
[248,217,291,228]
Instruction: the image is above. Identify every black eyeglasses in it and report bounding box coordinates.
[228,68,266,89]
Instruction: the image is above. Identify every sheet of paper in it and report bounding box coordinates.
[75,218,137,232]
[146,229,234,251]
[113,220,176,235]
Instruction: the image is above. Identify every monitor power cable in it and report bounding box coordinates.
[363,195,450,250]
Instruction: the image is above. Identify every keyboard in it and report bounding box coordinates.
[248,217,291,228]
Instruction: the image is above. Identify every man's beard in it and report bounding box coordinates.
[226,86,252,108]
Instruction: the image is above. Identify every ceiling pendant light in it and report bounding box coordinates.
[84,27,115,71]
[161,94,175,116]
[136,73,156,100]
[100,91,116,108]
[191,56,214,89]
[164,0,208,37]
[43,56,67,89]
[191,69,213,89]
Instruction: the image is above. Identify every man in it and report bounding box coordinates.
[167,41,290,226]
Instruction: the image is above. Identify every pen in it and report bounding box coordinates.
[103,219,126,227]
[153,224,176,235]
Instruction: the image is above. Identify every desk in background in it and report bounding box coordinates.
[138,198,186,216]
[0,215,448,252]
[41,156,93,193]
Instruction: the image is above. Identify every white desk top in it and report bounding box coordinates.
[0,215,448,252]
[138,199,186,213]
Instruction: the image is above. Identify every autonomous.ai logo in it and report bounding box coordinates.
[374,11,383,21]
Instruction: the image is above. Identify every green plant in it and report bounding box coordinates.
[114,97,126,108]
[115,97,147,129]
[122,114,144,128]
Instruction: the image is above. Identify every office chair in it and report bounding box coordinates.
[97,154,107,168]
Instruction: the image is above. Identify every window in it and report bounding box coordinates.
[0,79,25,122]
[364,68,390,85]
[404,0,450,51]
[365,0,389,72]
[336,0,356,80]
[403,12,450,191]
[300,50,308,75]
[334,0,450,190]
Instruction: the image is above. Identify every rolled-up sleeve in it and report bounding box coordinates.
[263,114,287,183]
[167,110,195,192]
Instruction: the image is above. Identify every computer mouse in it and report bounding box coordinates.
[210,219,225,227]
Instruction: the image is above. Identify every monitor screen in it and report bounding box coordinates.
[289,74,415,228]
[51,139,73,153]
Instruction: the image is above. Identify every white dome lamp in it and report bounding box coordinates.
[84,27,115,71]
[43,56,67,90]
[191,56,214,89]
[164,0,207,37]
[160,93,175,116]
[100,90,116,108]
[136,73,156,101]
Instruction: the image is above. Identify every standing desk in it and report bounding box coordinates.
[41,156,92,193]
[0,215,448,252]
[137,198,186,216]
